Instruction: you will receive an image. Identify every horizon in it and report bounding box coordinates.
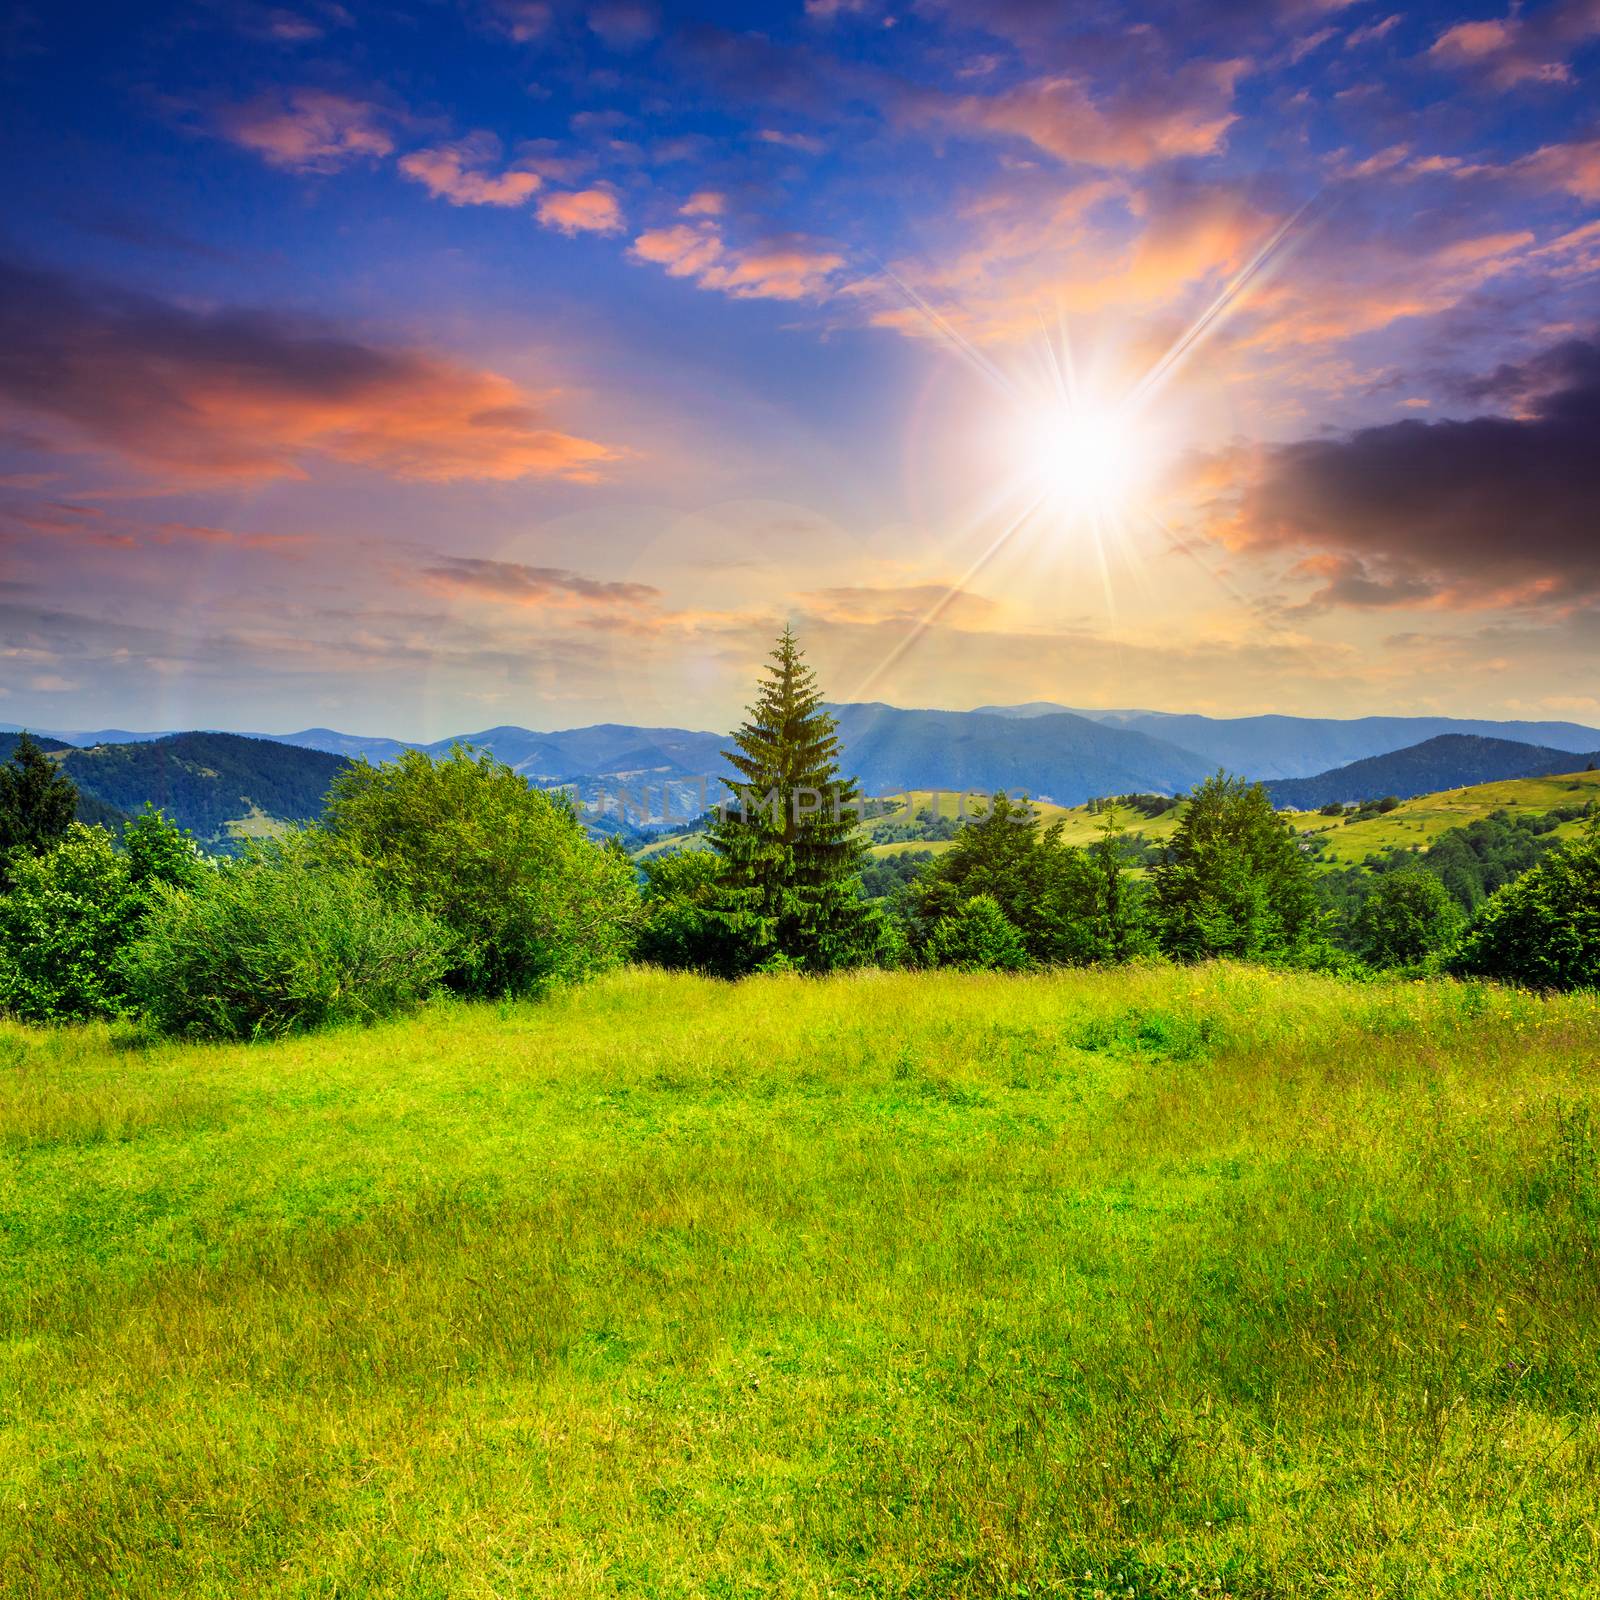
[9,695,1600,750]
[4,2,1598,732]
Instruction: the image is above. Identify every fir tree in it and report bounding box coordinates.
[0,733,79,887]
[706,628,872,972]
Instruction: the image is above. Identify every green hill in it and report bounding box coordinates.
[57,733,348,852]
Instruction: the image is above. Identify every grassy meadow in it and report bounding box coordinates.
[4,964,1600,1596]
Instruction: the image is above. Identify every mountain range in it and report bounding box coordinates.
[7,704,1600,846]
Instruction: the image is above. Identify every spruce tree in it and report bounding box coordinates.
[707,628,871,972]
[0,732,79,886]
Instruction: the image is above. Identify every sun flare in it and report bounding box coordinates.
[1020,403,1140,514]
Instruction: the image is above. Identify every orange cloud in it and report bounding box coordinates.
[630,221,844,300]
[537,188,625,234]
[931,60,1247,171]
[398,134,542,206]
[217,88,395,172]
[0,259,619,485]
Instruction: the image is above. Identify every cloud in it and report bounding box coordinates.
[1514,139,1600,201]
[587,1,658,50]
[1427,0,1600,88]
[930,59,1247,170]
[1224,336,1600,609]
[1345,13,1401,48]
[421,556,662,608]
[398,134,542,206]
[216,88,395,172]
[629,222,845,300]
[680,190,725,216]
[1,495,308,553]
[799,583,1001,625]
[0,258,619,485]
[483,0,552,42]
[536,187,625,234]
[756,128,826,154]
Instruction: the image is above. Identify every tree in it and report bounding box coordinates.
[1354,867,1463,968]
[925,894,1028,971]
[1153,772,1321,961]
[322,746,639,997]
[0,733,78,885]
[705,628,875,972]
[1091,806,1156,962]
[1450,821,1600,990]
[636,848,747,975]
[915,793,1151,966]
[0,809,203,1024]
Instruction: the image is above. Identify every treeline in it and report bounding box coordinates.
[3,634,1598,1039]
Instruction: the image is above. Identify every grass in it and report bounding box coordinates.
[6,964,1600,1597]
[1300,767,1600,864]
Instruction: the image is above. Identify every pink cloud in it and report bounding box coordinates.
[217,88,394,173]
[537,188,625,235]
[1427,0,1600,87]
[930,60,1247,171]
[398,134,542,207]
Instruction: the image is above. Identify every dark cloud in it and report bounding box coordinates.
[0,257,617,484]
[1235,335,1600,608]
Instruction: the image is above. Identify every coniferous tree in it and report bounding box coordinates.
[706,628,873,972]
[0,733,79,886]
[1153,771,1321,961]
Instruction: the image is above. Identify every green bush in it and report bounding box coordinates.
[636,849,746,973]
[0,810,202,1024]
[1451,823,1600,991]
[323,747,639,997]
[120,835,452,1039]
[1354,866,1463,968]
[924,894,1028,971]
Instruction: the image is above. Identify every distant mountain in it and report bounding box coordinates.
[1,723,177,748]
[258,727,413,764]
[828,703,1212,804]
[1263,735,1600,809]
[970,706,1600,779]
[56,733,347,851]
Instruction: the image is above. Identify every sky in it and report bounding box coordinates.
[1,0,1597,738]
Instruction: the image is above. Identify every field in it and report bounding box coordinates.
[852,770,1600,867]
[5,965,1600,1596]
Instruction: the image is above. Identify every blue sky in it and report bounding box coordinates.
[2,0,1598,735]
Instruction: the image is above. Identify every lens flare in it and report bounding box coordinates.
[1020,404,1139,513]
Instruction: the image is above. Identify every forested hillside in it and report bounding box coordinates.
[58,734,347,851]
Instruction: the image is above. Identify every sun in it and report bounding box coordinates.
[1019,403,1140,515]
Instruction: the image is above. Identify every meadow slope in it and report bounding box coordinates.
[3,966,1600,1597]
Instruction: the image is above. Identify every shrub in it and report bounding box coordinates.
[322,747,640,997]
[925,894,1029,972]
[635,849,746,974]
[1354,867,1463,968]
[120,835,452,1039]
[0,810,202,1024]
[1451,823,1600,991]
[0,825,140,1023]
